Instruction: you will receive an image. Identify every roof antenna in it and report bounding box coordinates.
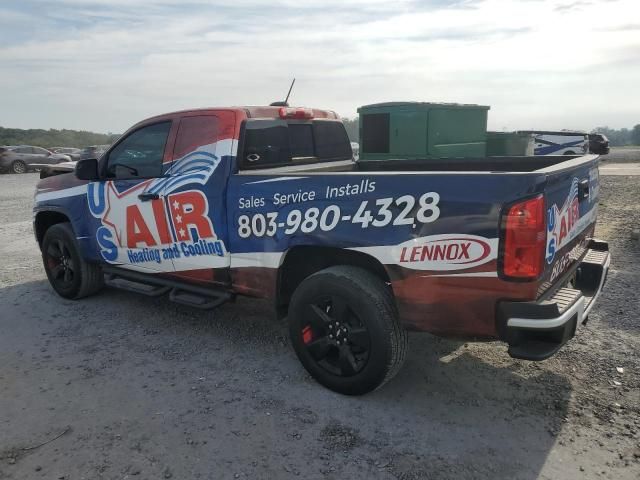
[270,78,295,107]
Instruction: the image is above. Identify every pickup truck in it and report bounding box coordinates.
[33,105,610,395]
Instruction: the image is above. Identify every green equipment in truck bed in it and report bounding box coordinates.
[357,102,490,161]
[486,131,534,156]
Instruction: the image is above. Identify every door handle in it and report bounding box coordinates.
[138,192,159,201]
[578,179,589,200]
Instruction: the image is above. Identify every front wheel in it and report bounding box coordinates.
[11,160,27,174]
[42,223,104,299]
[288,266,407,395]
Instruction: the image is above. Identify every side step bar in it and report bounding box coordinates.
[102,267,232,310]
[105,275,171,297]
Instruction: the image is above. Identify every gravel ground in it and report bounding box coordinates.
[599,147,640,163]
[0,172,638,480]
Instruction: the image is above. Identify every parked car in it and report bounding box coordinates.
[33,105,609,395]
[0,145,71,174]
[589,133,610,155]
[51,147,82,161]
[79,145,109,161]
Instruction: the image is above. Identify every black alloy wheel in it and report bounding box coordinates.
[302,294,371,377]
[45,238,76,290]
[41,223,104,299]
[289,266,407,395]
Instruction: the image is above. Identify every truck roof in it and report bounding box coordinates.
[131,106,340,130]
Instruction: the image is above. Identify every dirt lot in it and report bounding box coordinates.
[600,147,640,163]
[0,169,638,480]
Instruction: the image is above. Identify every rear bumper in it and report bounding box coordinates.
[497,239,610,361]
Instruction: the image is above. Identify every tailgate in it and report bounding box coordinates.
[542,156,600,286]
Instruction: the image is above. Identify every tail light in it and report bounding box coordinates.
[501,194,546,280]
[279,107,313,120]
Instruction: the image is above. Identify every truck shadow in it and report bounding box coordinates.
[0,280,570,480]
[365,334,571,479]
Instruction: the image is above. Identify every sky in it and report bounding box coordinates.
[0,0,639,134]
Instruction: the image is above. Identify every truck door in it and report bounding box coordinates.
[88,120,175,273]
[158,112,234,285]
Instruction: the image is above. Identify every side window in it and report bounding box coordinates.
[243,120,291,168]
[173,115,219,160]
[17,147,33,154]
[106,121,171,179]
[33,147,49,155]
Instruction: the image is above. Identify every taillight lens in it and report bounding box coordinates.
[501,194,546,280]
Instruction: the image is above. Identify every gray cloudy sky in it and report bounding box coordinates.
[1,0,639,133]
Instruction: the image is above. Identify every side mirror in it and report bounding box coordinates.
[75,158,99,181]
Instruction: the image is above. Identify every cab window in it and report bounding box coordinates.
[106,121,171,179]
[173,115,219,160]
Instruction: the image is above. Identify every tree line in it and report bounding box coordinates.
[0,127,120,149]
[2,122,639,148]
[592,125,640,146]
[342,118,359,143]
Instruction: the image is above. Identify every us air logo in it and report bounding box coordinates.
[86,144,227,269]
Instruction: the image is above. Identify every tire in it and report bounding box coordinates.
[11,160,27,174]
[564,151,575,155]
[288,266,407,395]
[42,223,104,299]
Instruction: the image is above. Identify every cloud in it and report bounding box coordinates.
[0,0,639,133]
[598,23,640,32]
[554,1,593,12]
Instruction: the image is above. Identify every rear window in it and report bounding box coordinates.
[288,124,314,158]
[241,119,351,169]
[314,121,353,160]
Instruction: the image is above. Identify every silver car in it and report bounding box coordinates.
[0,145,71,174]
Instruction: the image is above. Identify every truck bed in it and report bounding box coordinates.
[354,155,595,172]
[240,155,599,175]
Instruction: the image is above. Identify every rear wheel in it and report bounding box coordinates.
[42,223,104,299]
[288,266,407,395]
[564,150,575,155]
[11,160,26,174]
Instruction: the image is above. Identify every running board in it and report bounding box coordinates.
[102,267,232,310]
[169,289,229,310]
[105,275,171,297]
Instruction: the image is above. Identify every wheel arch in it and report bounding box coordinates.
[34,210,72,246]
[276,245,392,315]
